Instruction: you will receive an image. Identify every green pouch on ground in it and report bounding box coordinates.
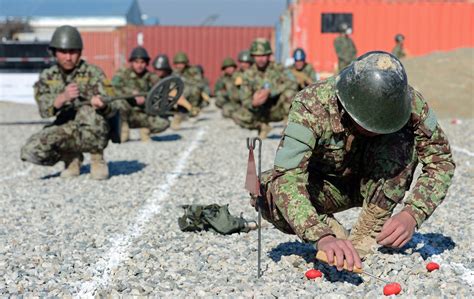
[178,204,251,235]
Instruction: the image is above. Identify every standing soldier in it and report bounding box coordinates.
[20,25,112,180]
[250,52,455,268]
[232,38,298,139]
[334,23,357,72]
[289,48,320,91]
[214,57,239,118]
[392,34,407,59]
[111,47,170,142]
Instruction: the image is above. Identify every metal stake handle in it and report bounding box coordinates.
[247,137,262,278]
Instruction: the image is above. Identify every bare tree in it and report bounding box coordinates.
[0,19,32,41]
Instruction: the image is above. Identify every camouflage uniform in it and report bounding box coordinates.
[173,66,205,112]
[214,73,241,118]
[21,60,111,165]
[392,44,406,59]
[334,35,357,72]
[111,67,170,133]
[232,62,298,130]
[255,76,455,243]
[289,63,320,91]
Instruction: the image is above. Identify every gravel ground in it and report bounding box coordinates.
[0,101,473,297]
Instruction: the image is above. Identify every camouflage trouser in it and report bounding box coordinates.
[232,92,293,130]
[255,127,417,236]
[221,102,240,118]
[113,100,170,134]
[184,84,203,110]
[20,106,109,166]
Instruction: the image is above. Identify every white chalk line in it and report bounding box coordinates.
[451,146,474,158]
[0,165,33,183]
[76,127,207,296]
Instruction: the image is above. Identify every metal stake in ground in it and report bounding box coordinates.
[245,137,263,278]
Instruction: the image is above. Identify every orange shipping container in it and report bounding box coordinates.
[291,0,474,73]
[121,26,274,89]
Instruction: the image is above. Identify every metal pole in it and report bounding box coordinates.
[255,137,262,278]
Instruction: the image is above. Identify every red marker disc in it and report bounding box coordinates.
[426,262,440,272]
[383,282,402,296]
[305,269,323,279]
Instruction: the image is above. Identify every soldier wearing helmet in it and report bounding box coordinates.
[152,54,172,79]
[249,51,455,270]
[392,34,407,59]
[21,25,113,180]
[232,38,298,139]
[171,51,206,129]
[214,57,240,118]
[289,47,320,91]
[237,50,253,72]
[111,46,169,142]
[333,23,357,72]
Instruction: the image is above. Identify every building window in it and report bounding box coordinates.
[321,13,353,33]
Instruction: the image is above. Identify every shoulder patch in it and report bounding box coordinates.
[274,136,311,170]
[285,122,316,149]
[424,108,438,132]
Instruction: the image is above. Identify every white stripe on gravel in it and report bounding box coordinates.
[0,165,33,182]
[77,127,207,296]
[451,146,474,158]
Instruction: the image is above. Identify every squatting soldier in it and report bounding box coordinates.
[289,48,320,91]
[252,52,455,271]
[232,50,254,96]
[196,64,212,106]
[214,57,240,118]
[392,34,407,59]
[152,54,173,79]
[233,38,298,139]
[111,47,169,142]
[20,25,113,180]
[237,50,253,72]
[334,23,357,72]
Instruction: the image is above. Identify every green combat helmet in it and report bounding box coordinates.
[221,57,237,69]
[238,50,253,63]
[49,25,83,50]
[153,54,171,70]
[335,51,411,134]
[173,52,189,64]
[129,46,150,62]
[250,38,272,56]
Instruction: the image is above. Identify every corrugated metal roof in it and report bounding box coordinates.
[0,0,140,18]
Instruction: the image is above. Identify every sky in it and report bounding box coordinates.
[137,0,289,26]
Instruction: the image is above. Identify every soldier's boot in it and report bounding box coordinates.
[325,216,350,240]
[171,113,185,130]
[90,151,109,180]
[258,123,272,139]
[120,121,130,143]
[60,154,83,178]
[348,202,393,258]
[140,128,151,142]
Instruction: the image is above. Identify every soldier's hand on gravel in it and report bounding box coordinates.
[54,83,79,108]
[135,96,146,105]
[317,235,362,271]
[91,95,105,109]
[376,210,416,248]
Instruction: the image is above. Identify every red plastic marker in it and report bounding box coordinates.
[383,282,402,296]
[426,262,440,272]
[305,269,323,279]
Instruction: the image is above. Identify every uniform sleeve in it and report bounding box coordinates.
[33,76,58,119]
[269,68,298,98]
[111,71,128,95]
[214,78,227,107]
[402,93,455,227]
[239,72,255,110]
[270,94,334,243]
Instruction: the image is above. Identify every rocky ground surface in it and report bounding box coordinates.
[0,99,473,297]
